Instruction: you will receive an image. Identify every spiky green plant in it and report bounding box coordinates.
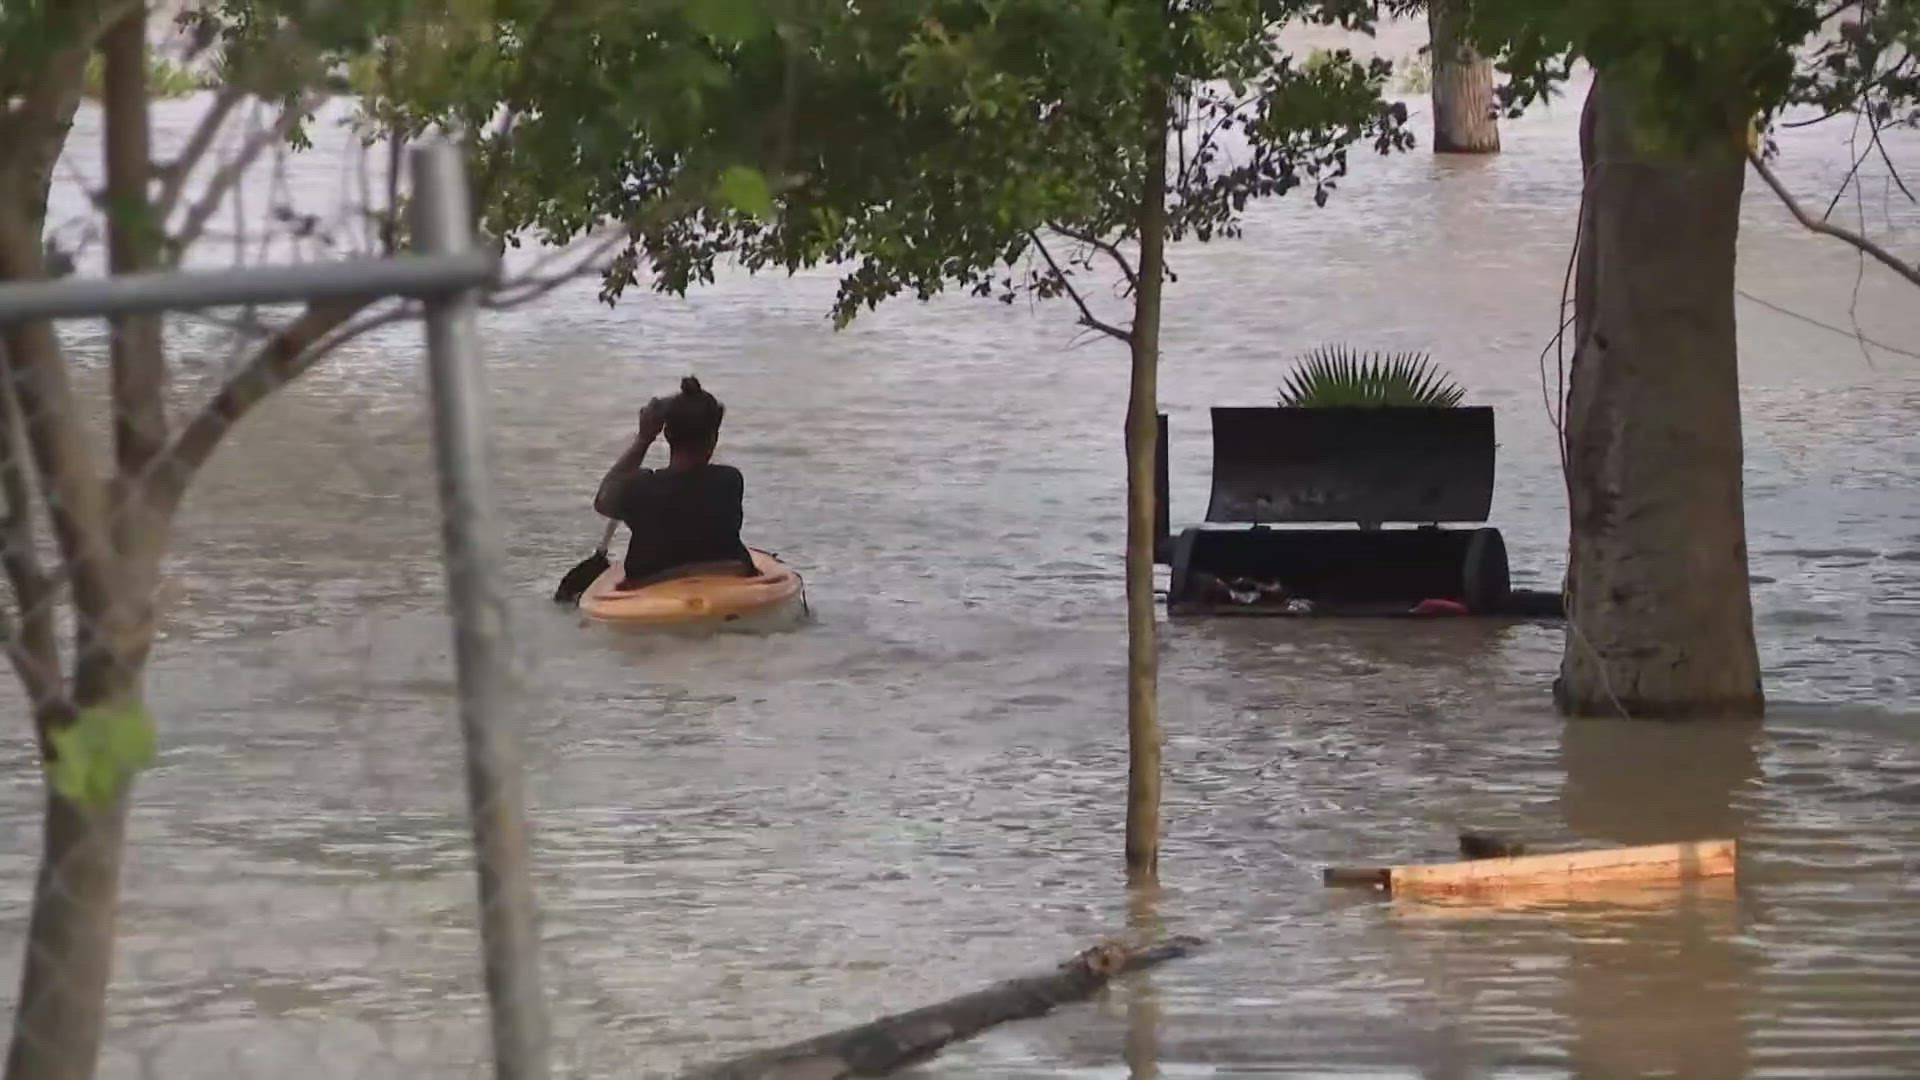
[1277,345,1466,408]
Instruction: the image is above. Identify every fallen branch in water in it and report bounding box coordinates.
[675,935,1206,1080]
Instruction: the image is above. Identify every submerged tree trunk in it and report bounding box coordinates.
[4,791,131,1080]
[1558,73,1763,719]
[1123,115,1168,883]
[2,11,156,1078]
[1427,1,1500,154]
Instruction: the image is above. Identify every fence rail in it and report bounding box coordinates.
[0,140,548,1080]
[0,251,497,323]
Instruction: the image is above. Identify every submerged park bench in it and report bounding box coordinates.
[1153,405,1564,618]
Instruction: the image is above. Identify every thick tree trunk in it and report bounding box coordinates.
[1123,118,1167,884]
[4,791,131,1080]
[1557,74,1763,719]
[0,13,154,1078]
[1427,1,1500,155]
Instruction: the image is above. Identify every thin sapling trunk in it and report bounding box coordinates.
[1123,112,1169,883]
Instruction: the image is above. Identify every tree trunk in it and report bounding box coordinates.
[1557,73,1763,719]
[0,12,154,1078]
[4,791,131,1080]
[1123,116,1167,883]
[1427,1,1500,155]
[101,1,169,686]
[1124,886,1165,1080]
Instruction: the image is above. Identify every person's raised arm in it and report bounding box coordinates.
[594,396,670,516]
[720,464,745,534]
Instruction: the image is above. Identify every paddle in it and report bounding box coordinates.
[554,519,619,604]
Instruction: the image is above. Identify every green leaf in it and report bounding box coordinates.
[376,0,1419,333]
[47,699,156,809]
[1277,345,1466,408]
[684,0,769,45]
[715,164,773,218]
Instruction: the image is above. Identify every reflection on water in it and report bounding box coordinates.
[1124,887,1164,1080]
[0,37,1918,1080]
[1558,721,1759,1080]
[1560,718,1763,845]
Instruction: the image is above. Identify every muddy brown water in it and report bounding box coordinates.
[1,55,1918,1080]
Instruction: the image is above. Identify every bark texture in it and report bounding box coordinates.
[1427,1,1500,155]
[677,937,1203,1080]
[1559,74,1763,719]
[4,792,131,1080]
[0,11,153,1078]
[101,2,169,691]
[1123,115,1168,884]
[1,8,376,1077]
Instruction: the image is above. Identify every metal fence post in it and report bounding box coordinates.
[411,140,551,1080]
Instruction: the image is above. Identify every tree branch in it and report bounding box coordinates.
[169,93,325,252]
[1869,120,1916,206]
[1820,110,1875,221]
[678,937,1204,1080]
[157,132,794,507]
[1783,51,1920,130]
[151,298,370,512]
[1816,0,1864,24]
[0,347,67,733]
[103,5,171,479]
[1048,223,1139,294]
[0,54,88,211]
[149,230,628,510]
[0,209,123,657]
[1748,148,1920,288]
[1179,85,1260,195]
[478,229,629,309]
[469,0,570,209]
[1029,230,1131,343]
[0,0,141,118]
[158,11,350,224]
[155,86,246,221]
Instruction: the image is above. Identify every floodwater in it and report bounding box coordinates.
[2,44,1920,1080]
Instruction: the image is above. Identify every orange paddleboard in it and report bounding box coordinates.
[578,548,803,628]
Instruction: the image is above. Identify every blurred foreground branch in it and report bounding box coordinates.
[154,224,627,508]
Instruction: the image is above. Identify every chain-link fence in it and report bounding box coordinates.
[0,7,680,1070]
[0,96,566,1076]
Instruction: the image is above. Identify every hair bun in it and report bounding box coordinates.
[680,375,703,395]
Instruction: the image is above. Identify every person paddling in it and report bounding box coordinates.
[594,376,755,589]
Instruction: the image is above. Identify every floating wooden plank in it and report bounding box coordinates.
[1388,839,1736,897]
[1324,839,1737,898]
[1387,875,1740,922]
[675,935,1205,1080]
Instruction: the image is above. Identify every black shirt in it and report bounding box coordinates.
[600,463,753,585]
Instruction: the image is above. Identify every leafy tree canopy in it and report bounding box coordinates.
[1414,0,1920,151]
[379,0,1416,328]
